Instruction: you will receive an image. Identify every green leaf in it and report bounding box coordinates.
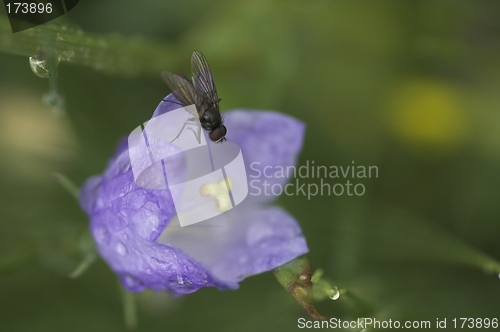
[0,15,180,77]
[366,205,500,274]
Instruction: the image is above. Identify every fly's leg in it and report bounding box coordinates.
[170,117,196,142]
[195,118,202,143]
[185,126,202,144]
[162,99,183,106]
[170,117,202,144]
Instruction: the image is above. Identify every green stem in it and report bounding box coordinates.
[0,15,181,77]
[120,284,138,330]
[53,172,80,201]
[68,252,96,279]
[274,255,326,320]
[340,289,374,317]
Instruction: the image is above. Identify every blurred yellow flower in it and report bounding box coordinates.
[0,86,77,182]
[388,79,467,155]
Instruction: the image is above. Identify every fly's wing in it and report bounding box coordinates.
[191,51,220,107]
[161,70,202,112]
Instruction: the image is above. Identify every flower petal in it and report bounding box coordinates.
[79,175,102,215]
[81,150,237,293]
[159,205,308,283]
[79,97,308,294]
[223,110,306,203]
[151,94,184,118]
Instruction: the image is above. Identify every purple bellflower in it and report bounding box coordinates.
[79,94,308,295]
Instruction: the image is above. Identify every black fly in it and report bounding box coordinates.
[161,51,227,143]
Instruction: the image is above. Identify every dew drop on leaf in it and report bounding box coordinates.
[116,242,128,255]
[328,286,340,300]
[29,55,50,78]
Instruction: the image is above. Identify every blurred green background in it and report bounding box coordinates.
[2,1,500,331]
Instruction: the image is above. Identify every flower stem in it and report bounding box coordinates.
[53,172,80,201]
[0,15,181,77]
[120,284,138,330]
[68,252,96,279]
[274,255,326,320]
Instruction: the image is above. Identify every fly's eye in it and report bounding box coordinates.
[209,125,227,142]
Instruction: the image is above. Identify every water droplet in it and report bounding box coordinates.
[145,215,160,232]
[93,226,110,245]
[328,286,340,300]
[42,91,65,117]
[122,274,145,292]
[62,50,75,60]
[167,275,185,286]
[183,279,193,288]
[116,242,128,255]
[29,55,50,78]
[152,257,171,268]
